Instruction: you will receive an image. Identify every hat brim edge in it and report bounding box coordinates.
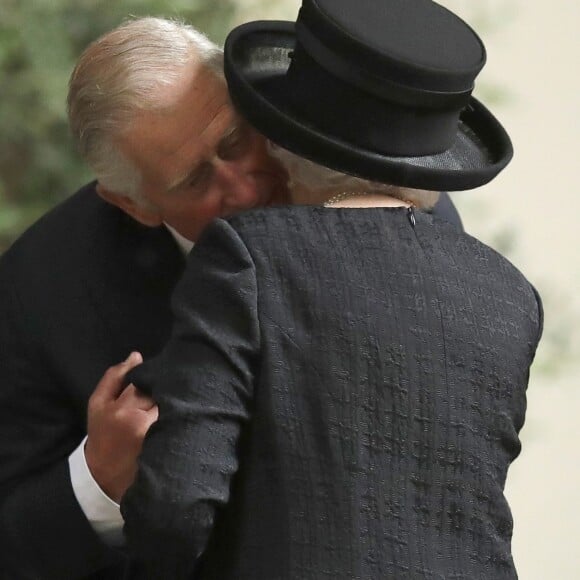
[225,21,513,191]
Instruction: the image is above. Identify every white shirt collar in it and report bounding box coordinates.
[164,223,194,256]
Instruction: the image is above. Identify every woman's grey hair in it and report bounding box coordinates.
[268,144,440,209]
[67,17,224,200]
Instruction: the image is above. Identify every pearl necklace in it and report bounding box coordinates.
[323,191,416,226]
[323,191,375,206]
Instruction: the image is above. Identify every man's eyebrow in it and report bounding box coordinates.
[167,120,240,192]
[218,120,240,145]
[167,163,206,193]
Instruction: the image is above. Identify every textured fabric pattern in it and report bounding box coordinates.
[123,206,542,579]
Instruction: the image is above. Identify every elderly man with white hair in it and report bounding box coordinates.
[0,17,290,580]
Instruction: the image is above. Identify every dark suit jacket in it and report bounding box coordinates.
[0,182,185,579]
[123,207,542,580]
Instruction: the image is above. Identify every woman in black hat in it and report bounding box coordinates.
[122,1,542,578]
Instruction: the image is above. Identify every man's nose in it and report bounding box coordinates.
[217,162,261,210]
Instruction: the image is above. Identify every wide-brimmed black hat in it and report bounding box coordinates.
[224,0,513,191]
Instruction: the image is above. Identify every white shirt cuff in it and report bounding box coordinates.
[68,436,125,546]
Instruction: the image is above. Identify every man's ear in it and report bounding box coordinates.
[96,183,163,227]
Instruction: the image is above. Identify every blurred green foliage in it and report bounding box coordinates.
[0,0,236,252]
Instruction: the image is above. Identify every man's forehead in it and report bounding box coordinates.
[121,76,232,150]
[154,60,227,107]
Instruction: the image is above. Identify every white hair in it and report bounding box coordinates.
[67,17,224,199]
[268,144,440,209]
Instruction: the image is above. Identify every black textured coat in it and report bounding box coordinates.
[0,183,184,579]
[0,183,459,579]
[123,206,542,580]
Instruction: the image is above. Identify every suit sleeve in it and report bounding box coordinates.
[531,284,544,346]
[121,219,260,578]
[0,252,124,579]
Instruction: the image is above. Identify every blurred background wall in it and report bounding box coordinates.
[1,1,578,577]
